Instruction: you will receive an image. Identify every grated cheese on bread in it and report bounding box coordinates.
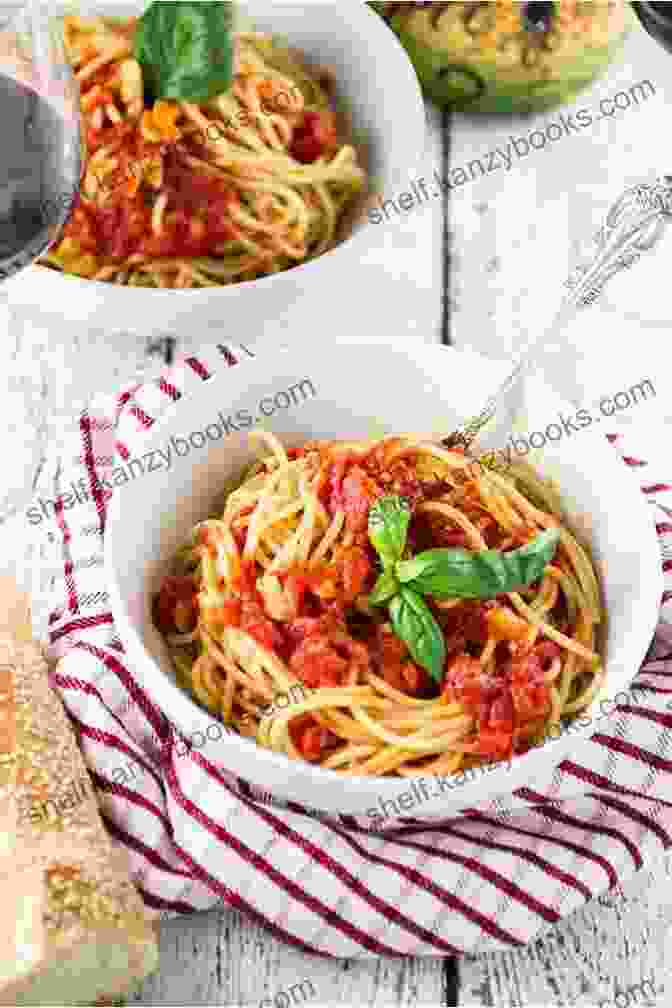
[0,579,158,1006]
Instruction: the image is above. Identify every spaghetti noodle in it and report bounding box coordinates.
[41,15,366,287]
[154,433,603,777]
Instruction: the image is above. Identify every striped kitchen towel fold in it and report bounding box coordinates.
[33,343,672,958]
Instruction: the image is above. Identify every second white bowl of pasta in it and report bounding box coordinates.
[105,339,663,819]
[5,1,425,338]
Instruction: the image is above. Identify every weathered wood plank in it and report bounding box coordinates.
[126,909,447,1007]
[459,852,672,1006]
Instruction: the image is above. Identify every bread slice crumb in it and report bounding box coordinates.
[0,579,158,1006]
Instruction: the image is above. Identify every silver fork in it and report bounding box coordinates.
[443,178,672,454]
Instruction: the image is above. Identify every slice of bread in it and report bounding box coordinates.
[0,579,158,1006]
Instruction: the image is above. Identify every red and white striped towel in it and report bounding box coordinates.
[37,344,672,958]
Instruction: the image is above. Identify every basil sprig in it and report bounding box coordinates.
[390,589,446,683]
[397,528,561,600]
[134,2,235,103]
[368,495,411,569]
[367,496,560,684]
[368,568,400,607]
[368,496,445,682]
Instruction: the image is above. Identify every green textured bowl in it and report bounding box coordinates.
[371,2,634,114]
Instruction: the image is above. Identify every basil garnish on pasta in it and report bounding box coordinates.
[368,569,400,607]
[367,496,561,682]
[134,1,235,102]
[389,589,446,685]
[368,495,411,570]
[397,528,561,600]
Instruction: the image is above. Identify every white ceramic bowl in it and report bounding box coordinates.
[6,1,425,338]
[105,340,663,818]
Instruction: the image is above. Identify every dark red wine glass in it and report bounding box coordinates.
[0,1,81,281]
[632,2,672,54]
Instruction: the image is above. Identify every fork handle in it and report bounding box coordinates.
[446,179,672,452]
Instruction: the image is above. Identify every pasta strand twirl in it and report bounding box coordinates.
[154,434,603,778]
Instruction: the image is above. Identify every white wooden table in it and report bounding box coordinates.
[2,17,672,1007]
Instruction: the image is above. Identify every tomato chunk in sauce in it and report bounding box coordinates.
[63,147,240,261]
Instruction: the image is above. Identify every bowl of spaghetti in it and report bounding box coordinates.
[105,340,663,817]
[6,1,425,335]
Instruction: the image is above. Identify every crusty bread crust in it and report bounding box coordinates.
[0,580,158,1006]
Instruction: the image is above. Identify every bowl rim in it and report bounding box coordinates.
[16,0,426,303]
[104,342,664,817]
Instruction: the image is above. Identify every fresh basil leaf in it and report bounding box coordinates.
[134,2,235,103]
[368,570,399,607]
[368,496,411,569]
[396,528,561,600]
[389,588,445,683]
